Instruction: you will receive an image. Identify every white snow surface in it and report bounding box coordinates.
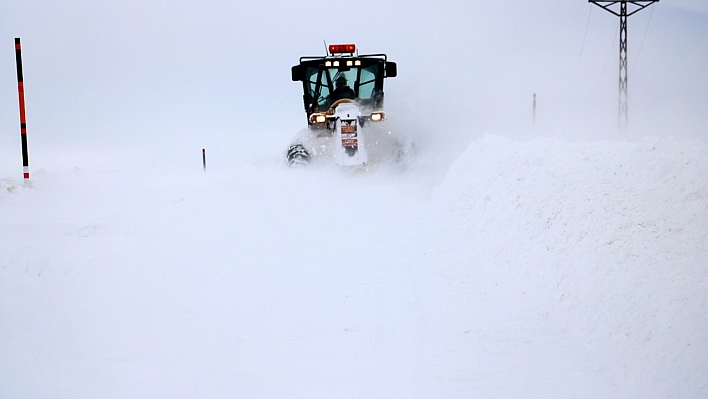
[1,134,707,398]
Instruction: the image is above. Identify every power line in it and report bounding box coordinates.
[629,3,656,77]
[602,24,620,75]
[578,5,593,62]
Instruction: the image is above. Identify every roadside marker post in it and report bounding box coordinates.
[14,38,30,185]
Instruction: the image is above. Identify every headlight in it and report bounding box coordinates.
[370,112,385,122]
[310,113,327,124]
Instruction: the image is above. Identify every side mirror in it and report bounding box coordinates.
[291,65,305,81]
[385,62,397,78]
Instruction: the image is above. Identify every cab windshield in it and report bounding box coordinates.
[304,64,381,110]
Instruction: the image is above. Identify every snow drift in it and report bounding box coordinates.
[1,133,707,398]
[434,134,708,398]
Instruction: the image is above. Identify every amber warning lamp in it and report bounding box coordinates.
[329,44,356,54]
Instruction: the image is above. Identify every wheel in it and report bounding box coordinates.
[392,139,414,165]
[287,144,309,166]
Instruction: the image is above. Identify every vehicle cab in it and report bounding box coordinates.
[291,44,397,127]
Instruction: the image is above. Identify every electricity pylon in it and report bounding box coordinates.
[589,1,659,130]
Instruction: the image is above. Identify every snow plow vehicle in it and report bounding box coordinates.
[287,44,402,167]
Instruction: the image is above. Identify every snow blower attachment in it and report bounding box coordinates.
[287,44,398,167]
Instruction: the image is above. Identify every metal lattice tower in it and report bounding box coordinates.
[589,1,659,130]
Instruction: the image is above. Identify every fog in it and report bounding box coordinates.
[1,0,706,175]
[1,2,707,397]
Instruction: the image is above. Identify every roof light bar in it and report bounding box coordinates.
[329,44,356,54]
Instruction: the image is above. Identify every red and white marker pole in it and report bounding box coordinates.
[15,38,30,183]
[202,149,206,171]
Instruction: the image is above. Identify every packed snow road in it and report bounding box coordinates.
[1,134,706,398]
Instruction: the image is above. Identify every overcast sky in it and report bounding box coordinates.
[1,0,706,170]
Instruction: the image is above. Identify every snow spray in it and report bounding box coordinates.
[14,38,30,184]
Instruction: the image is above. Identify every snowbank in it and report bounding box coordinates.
[2,134,706,398]
[434,133,708,398]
